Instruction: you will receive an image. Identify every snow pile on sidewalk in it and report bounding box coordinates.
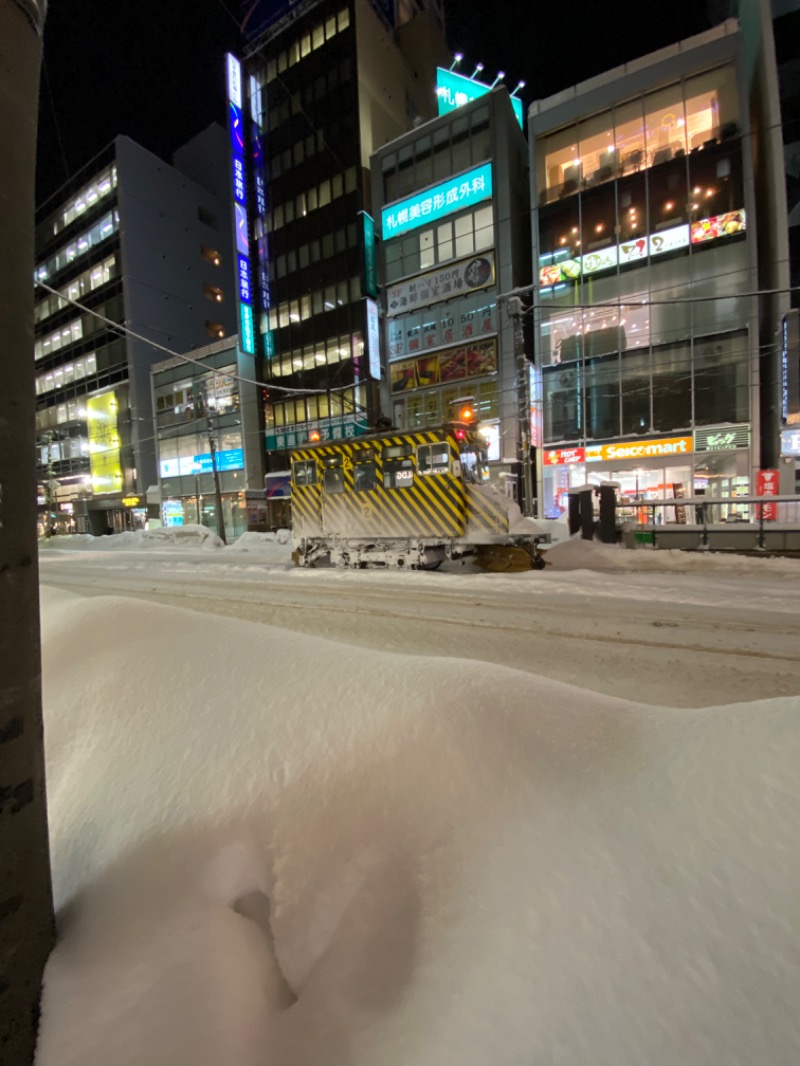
[35,587,800,1066]
[543,533,800,576]
[224,529,292,554]
[40,524,226,552]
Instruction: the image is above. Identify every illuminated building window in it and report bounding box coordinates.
[34,254,117,326]
[50,164,118,238]
[35,210,119,281]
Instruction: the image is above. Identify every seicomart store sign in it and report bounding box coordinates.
[545,436,694,466]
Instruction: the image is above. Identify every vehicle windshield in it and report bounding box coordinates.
[459,443,489,483]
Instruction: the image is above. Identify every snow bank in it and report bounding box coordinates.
[544,533,800,576]
[35,587,800,1066]
[40,524,225,552]
[224,529,292,553]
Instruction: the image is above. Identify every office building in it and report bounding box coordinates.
[34,127,236,534]
[370,85,532,498]
[231,0,449,463]
[151,335,266,539]
[528,16,790,518]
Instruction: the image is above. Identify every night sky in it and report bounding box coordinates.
[35,0,713,208]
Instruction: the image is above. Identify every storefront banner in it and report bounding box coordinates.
[478,423,501,462]
[691,210,746,244]
[781,428,800,457]
[538,210,745,288]
[581,246,618,276]
[160,448,245,478]
[544,447,585,465]
[265,417,369,452]
[386,253,495,317]
[618,237,648,265]
[756,469,779,521]
[584,436,693,463]
[694,423,750,452]
[390,337,497,394]
[386,294,497,359]
[649,224,690,257]
[365,298,381,380]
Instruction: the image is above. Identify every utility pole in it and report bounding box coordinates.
[0,1,55,1063]
[201,383,227,544]
[41,431,58,538]
[507,295,534,517]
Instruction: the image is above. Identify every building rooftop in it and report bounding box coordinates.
[528,19,739,120]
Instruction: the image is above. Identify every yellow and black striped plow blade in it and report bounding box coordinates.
[473,544,547,573]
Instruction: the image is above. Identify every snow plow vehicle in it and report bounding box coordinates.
[288,420,548,572]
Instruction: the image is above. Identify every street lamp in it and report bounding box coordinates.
[469,62,484,81]
[449,52,463,72]
[490,71,505,89]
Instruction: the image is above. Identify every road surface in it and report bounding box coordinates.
[39,547,800,707]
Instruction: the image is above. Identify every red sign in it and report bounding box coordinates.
[756,469,779,521]
[545,447,585,466]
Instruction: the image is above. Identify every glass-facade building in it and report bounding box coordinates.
[236,0,448,464]
[529,20,788,518]
[33,130,236,535]
[371,88,532,492]
[151,339,255,540]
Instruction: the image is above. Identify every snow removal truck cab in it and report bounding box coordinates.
[288,417,549,571]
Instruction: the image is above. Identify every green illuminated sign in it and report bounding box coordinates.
[436,67,524,129]
[240,303,255,355]
[381,163,492,240]
[361,211,377,298]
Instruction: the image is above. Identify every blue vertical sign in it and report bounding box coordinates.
[226,54,255,356]
[249,73,275,360]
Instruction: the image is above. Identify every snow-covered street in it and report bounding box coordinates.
[39,528,800,706]
[34,531,800,1066]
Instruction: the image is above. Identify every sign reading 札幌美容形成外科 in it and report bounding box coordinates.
[381,164,492,240]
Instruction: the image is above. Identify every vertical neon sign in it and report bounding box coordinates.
[249,73,275,359]
[226,54,255,356]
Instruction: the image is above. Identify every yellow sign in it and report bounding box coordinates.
[122,496,141,507]
[87,391,122,493]
[586,436,693,463]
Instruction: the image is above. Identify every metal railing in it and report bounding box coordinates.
[616,495,800,552]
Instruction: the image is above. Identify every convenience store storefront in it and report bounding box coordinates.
[542,424,751,519]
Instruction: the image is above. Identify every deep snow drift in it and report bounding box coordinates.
[35,577,800,1066]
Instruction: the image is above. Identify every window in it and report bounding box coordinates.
[354,456,377,492]
[383,456,414,488]
[457,446,482,483]
[382,443,414,488]
[293,459,317,486]
[322,455,345,493]
[417,442,450,475]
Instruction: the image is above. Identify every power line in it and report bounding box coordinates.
[500,282,800,309]
[34,278,335,399]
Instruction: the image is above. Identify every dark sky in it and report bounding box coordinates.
[35,0,713,209]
